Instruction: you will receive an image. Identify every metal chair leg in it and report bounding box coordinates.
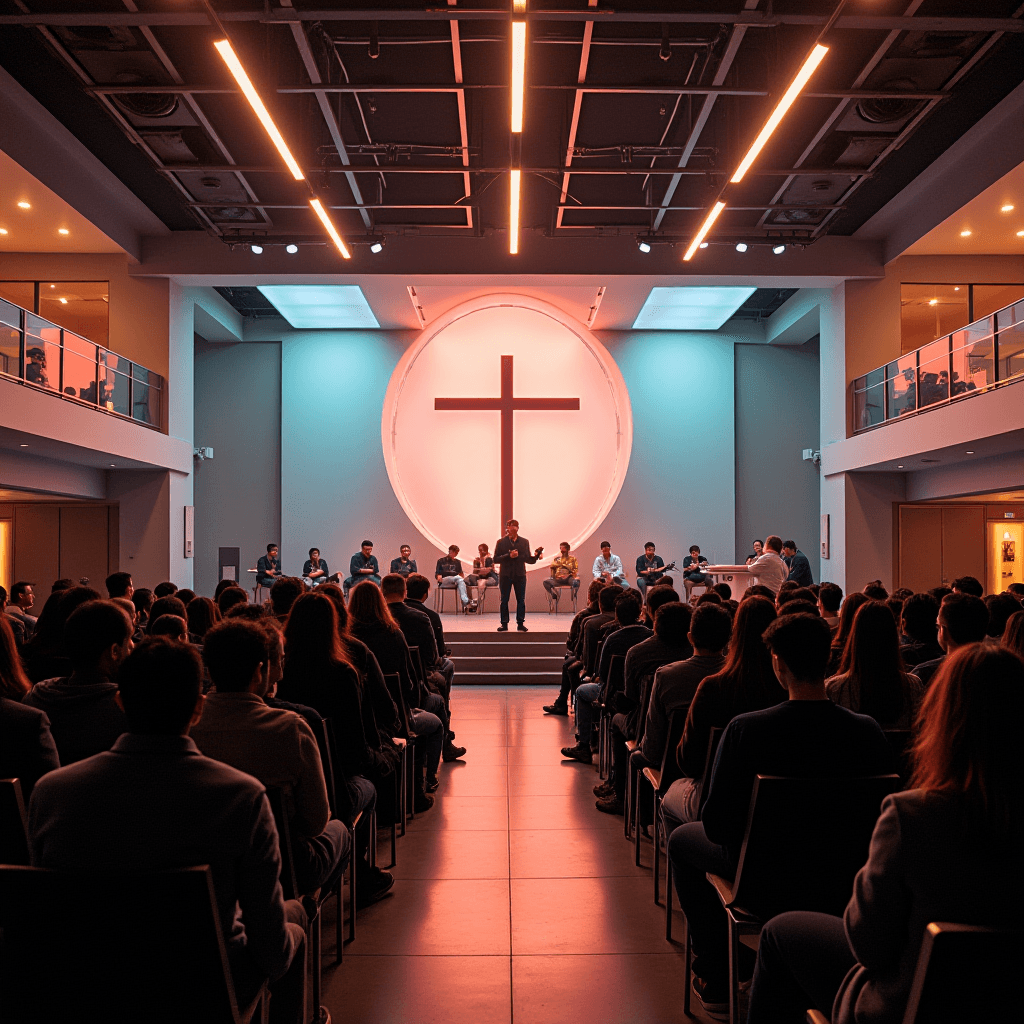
[633,776,643,866]
[728,914,740,1024]
[653,798,661,904]
[683,919,692,1014]
[666,853,674,941]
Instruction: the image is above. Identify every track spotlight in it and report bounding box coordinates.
[772,243,786,255]
[735,242,748,253]
[251,245,263,254]
[699,242,708,249]
[638,240,652,254]
[660,26,671,62]
[369,22,380,59]
[286,244,298,254]
[370,241,384,254]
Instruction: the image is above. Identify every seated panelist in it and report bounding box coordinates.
[344,540,381,597]
[636,541,672,599]
[302,548,340,588]
[682,545,711,598]
[390,545,418,578]
[256,543,280,590]
[544,542,581,601]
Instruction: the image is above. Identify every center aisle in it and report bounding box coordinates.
[324,685,710,1023]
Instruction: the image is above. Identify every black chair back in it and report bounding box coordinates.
[0,864,257,1024]
[383,672,414,739]
[883,729,913,788]
[0,778,30,866]
[731,774,899,919]
[696,726,724,815]
[656,708,690,796]
[305,715,337,817]
[606,654,626,696]
[408,646,426,686]
[265,786,299,901]
[903,922,1021,1023]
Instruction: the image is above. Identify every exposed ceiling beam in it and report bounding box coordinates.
[2,11,1023,31]
[448,2,473,230]
[157,165,870,177]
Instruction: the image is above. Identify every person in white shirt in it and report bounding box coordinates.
[592,541,628,588]
[746,535,789,595]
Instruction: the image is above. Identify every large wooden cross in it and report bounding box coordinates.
[435,354,580,533]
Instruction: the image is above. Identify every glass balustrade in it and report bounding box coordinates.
[0,296,163,431]
[852,293,1024,435]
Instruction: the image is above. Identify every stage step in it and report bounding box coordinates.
[449,627,568,685]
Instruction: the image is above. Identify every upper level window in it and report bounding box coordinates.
[901,283,1023,353]
[0,281,109,348]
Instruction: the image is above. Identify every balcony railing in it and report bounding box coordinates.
[851,295,1024,435]
[0,296,164,431]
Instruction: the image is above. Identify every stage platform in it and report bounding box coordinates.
[441,611,569,685]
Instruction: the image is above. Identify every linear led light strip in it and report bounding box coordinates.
[214,38,351,259]
[509,5,527,254]
[683,43,829,260]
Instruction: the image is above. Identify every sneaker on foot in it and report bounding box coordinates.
[691,977,729,1021]
[497,625,508,632]
[414,790,435,813]
[542,703,569,716]
[595,794,625,815]
[425,775,440,793]
[561,742,593,764]
[593,781,616,797]
[356,866,396,909]
[517,623,529,632]
[442,744,467,762]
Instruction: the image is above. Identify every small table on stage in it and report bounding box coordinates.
[702,566,757,597]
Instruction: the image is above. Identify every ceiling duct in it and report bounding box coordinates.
[53,25,136,51]
[856,78,922,125]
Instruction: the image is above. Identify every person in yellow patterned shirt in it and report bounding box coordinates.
[543,542,581,607]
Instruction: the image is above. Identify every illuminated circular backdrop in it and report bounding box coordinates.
[381,294,632,566]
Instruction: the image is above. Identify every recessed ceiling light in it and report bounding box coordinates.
[772,244,786,255]
[1001,204,1014,213]
[256,284,380,329]
[50,284,55,288]
[0,228,7,235]
[286,244,298,254]
[897,465,903,468]
[19,443,28,447]
[110,464,116,467]
[59,297,68,305]
[633,286,757,330]
[250,245,263,254]
[960,229,971,237]
[735,242,748,252]
[1017,230,1024,238]
[17,201,30,209]
[965,450,974,454]
[928,298,938,305]
[58,228,69,235]
[954,286,960,291]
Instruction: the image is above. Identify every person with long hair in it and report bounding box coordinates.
[277,591,396,906]
[186,596,220,640]
[665,596,783,827]
[346,581,445,799]
[747,643,1023,1023]
[21,586,102,683]
[0,615,59,798]
[826,601,924,728]
[1003,608,1024,659]
[824,591,873,678]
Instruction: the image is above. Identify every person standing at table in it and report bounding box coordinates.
[255,544,280,591]
[390,545,418,578]
[494,520,542,632]
[747,535,789,595]
[635,542,667,601]
[345,541,380,596]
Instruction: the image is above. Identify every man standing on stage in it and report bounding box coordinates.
[494,520,542,632]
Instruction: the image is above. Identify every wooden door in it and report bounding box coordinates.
[899,506,943,592]
[940,506,985,588]
[59,506,111,590]
[13,505,59,596]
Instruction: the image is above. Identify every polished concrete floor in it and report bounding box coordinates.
[323,685,714,1023]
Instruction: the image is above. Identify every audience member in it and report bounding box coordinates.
[696,591,722,606]
[104,571,133,600]
[817,582,843,631]
[826,601,924,728]
[543,580,607,714]
[176,588,196,608]
[782,540,813,587]
[28,637,310,1024]
[911,592,989,687]
[187,596,221,639]
[984,592,1020,639]
[884,595,905,623]
[226,603,267,622]
[149,595,188,629]
[6,581,38,640]
[404,574,448,661]
[951,575,983,597]
[50,578,74,594]
[214,578,238,600]
[898,592,942,666]
[21,586,101,684]
[777,587,815,608]
[825,591,872,678]
[747,644,1023,1024]
[929,585,952,603]
[0,615,59,799]
[111,597,142,641]
[666,596,781,829]
[863,582,888,601]
[346,582,445,801]
[153,581,178,599]
[745,584,776,601]
[712,583,731,601]
[269,577,305,623]
[640,583,680,629]
[891,587,913,602]
[217,586,249,617]
[0,585,26,646]
[1006,582,1024,602]
[668,613,892,1016]
[149,613,189,642]
[23,599,132,765]
[131,587,154,631]
[1003,609,1024,658]
[193,619,351,899]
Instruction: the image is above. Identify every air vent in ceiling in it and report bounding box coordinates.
[856,78,922,125]
[113,91,180,120]
[54,25,136,50]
